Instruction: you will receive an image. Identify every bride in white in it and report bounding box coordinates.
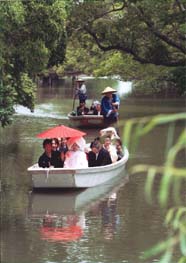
[64,137,88,169]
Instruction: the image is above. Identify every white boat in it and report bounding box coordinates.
[27,147,129,189]
[68,112,106,128]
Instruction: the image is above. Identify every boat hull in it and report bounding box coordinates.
[68,113,117,128]
[27,147,129,189]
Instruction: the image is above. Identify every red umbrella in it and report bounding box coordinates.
[36,125,86,139]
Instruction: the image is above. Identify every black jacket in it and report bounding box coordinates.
[38,150,64,168]
[87,148,112,167]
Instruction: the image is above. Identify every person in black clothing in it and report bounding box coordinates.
[76,102,89,116]
[90,137,100,148]
[51,150,64,168]
[38,139,64,168]
[87,141,112,167]
[115,138,124,161]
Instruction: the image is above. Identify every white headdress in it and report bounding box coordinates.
[67,137,86,151]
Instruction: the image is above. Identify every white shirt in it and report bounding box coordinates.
[79,83,86,94]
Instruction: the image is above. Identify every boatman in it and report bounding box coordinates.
[76,79,87,104]
[101,87,120,123]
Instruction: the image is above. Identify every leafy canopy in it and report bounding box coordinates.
[68,0,186,67]
[0,0,67,127]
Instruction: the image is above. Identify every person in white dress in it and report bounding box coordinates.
[64,137,88,169]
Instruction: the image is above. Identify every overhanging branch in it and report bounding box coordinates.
[85,26,186,67]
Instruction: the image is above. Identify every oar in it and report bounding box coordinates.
[72,93,77,111]
[72,77,78,111]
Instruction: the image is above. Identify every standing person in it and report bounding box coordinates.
[76,79,87,104]
[101,87,120,123]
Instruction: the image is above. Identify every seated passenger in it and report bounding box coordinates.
[76,102,89,116]
[59,137,68,154]
[90,136,100,149]
[38,139,64,168]
[87,141,112,167]
[59,137,69,164]
[115,138,124,161]
[38,139,52,168]
[51,137,64,167]
[52,149,64,168]
[102,136,118,163]
[90,101,102,115]
[51,138,60,151]
[100,127,120,140]
[64,137,88,168]
[93,102,101,115]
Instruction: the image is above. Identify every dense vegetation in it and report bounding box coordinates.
[0,0,186,126]
[0,0,67,126]
[0,0,185,127]
[0,1,185,262]
[64,0,186,95]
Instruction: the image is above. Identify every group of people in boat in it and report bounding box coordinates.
[38,127,124,169]
[74,79,120,123]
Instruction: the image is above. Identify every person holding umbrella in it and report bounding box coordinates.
[36,125,87,168]
[38,139,64,168]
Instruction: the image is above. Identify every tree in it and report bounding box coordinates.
[64,0,185,95]
[68,0,186,67]
[0,0,67,127]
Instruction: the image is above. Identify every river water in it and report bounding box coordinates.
[1,78,185,263]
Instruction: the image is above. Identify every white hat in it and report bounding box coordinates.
[67,137,86,150]
[100,127,120,139]
[93,100,101,106]
[76,78,85,82]
[101,87,117,94]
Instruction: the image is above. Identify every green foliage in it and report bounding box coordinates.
[68,0,186,67]
[17,73,36,111]
[0,0,67,127]
[63,0,185,95]
[169,67,186,95]
[122,112,186,262]
[0,75,16,127]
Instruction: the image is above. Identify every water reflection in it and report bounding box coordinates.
[28,174,129,245]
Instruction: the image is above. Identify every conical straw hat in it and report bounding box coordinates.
[101,87,117,94]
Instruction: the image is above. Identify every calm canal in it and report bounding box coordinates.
[1,78,185,263]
